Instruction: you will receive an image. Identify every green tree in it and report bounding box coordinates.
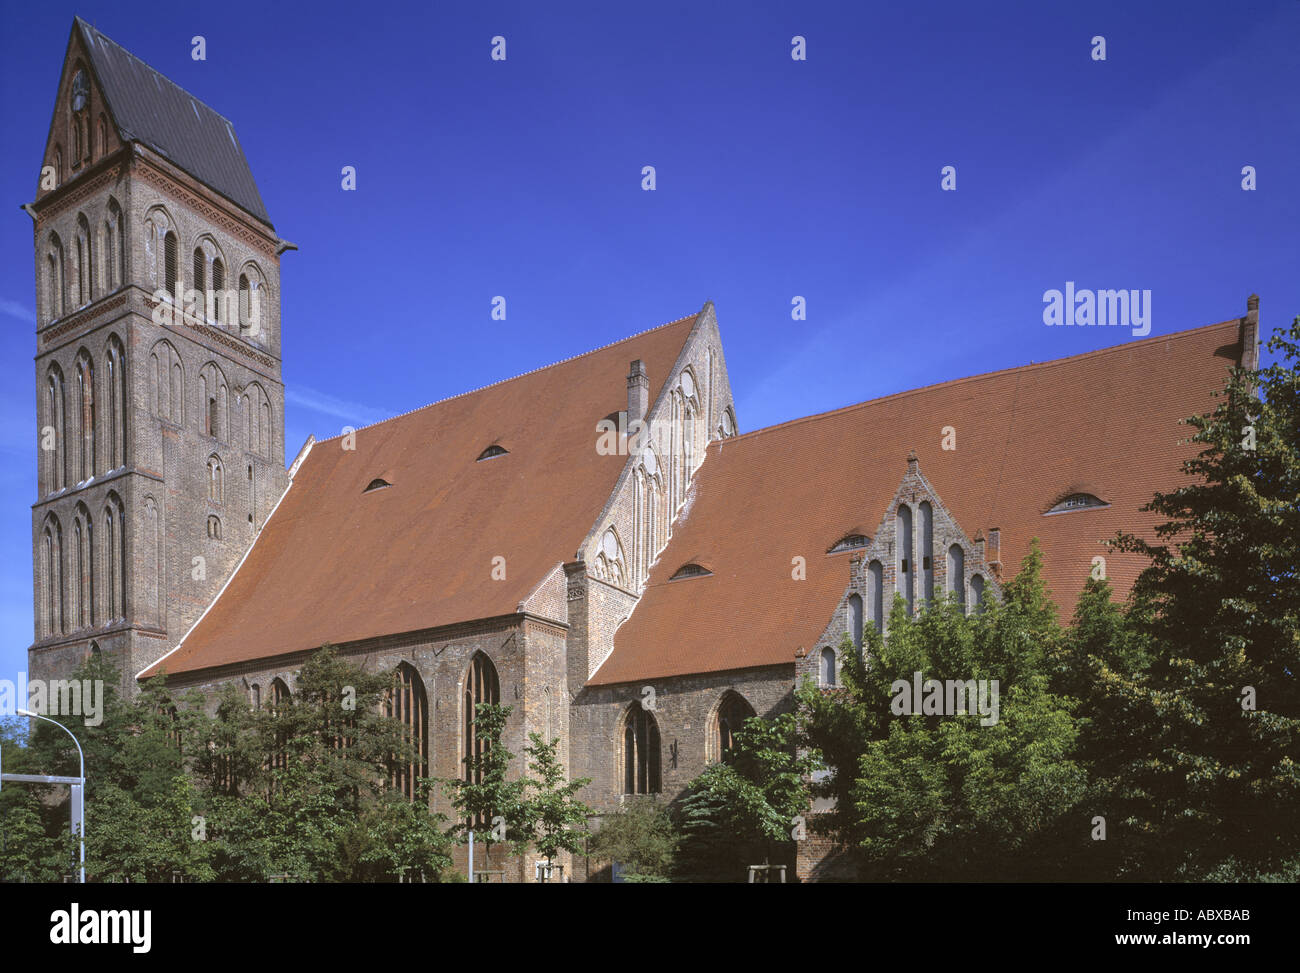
[517,732,593,880]
[676,710,818,881]
[1105,317,1300,879]
[799,544,1087,880]
[441,702,525,874]
[588,798,680,881]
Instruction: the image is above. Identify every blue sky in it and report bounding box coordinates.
[0,0,1296,679]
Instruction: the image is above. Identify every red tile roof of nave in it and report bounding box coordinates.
[590,317,1249,686]
[143,311,702,677]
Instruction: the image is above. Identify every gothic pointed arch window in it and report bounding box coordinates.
[46,232,65,321]
[71,113,83,169]
[918,501,934,608]
[97,114,108,159]
[238,264,266,340]
[896,504,914,615]
[144,496,161,628]
[103,493,125,621]
[105,336,126,470]
[622,705,661,795]
[71,519,84,628]
[868,559,884,633]
[104,198,124,291]
[192,248,206,320]
[44,364,67,493]
[598,527,626,587]
[75,213,92,306]
[385,663,429,801]
[207,454,224,503]
[462,652,500,820]
[163,230,178,298]
[211,257,226,325]
[820,646,837,687]
[847,593,864,652]
[150,339,183,424]
[40,515,64,637]
[947,544,966,610]
[74,351,95,482]
[269,678,292,772]
[970,574,986,614]
[72,503,92,629]
[714,691,755,763]
[199,363,228,440]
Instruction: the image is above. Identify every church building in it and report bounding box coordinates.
[26,19,1260,881]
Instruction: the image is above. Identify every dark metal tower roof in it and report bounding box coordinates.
[75,17,271,225]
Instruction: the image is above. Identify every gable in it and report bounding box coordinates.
[591,315,1251,686]
[37,24,122,198]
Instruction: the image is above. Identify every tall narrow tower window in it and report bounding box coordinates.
[163,232,178,298]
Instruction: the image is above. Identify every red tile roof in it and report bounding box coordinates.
[143,312,701,677]
[589,317,1250,686]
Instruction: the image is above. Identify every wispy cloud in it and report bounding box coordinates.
[285,385,392,427]
[0,299,36,324]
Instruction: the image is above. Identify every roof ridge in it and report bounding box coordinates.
[313,309,702,444]
[721,316,1243,448]
[76,17,237,127]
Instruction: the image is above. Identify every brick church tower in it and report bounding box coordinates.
[27,19,289,686]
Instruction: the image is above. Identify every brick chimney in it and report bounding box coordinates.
[1243,294,1261,370]
[627,359,649,429]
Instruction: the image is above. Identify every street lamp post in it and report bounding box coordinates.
[16,709,86,884]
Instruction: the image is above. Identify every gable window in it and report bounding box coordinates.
[622,706,661,795]
[948,544,966,609]
[896,504,914,615]
[867,560,884,634]
[1046,493,1109,515]
[847,593,864,651]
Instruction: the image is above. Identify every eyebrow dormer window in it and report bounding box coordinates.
[364,478,391,493]
[828,534,870,554]
[670,563,712,581]
[476,445,509,461]
[1046,493,1108,514]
